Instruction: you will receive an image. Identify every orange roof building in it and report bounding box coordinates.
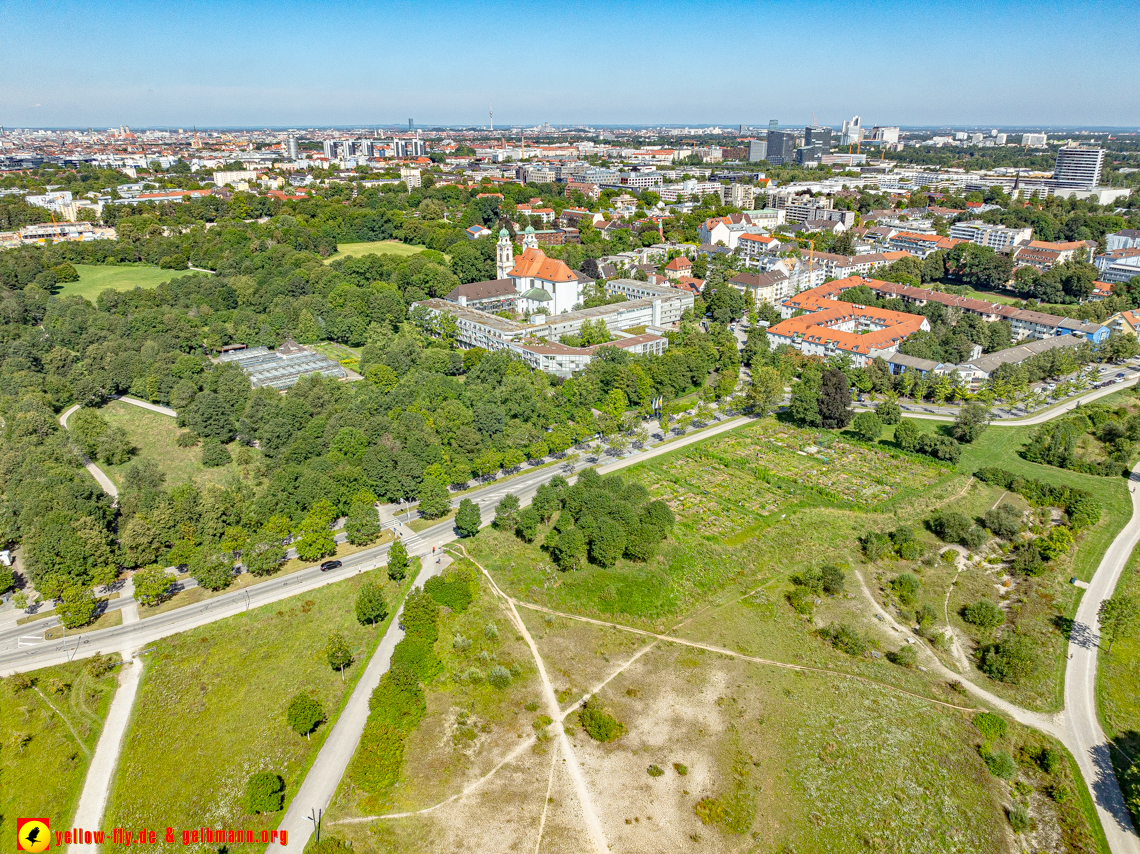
[768,278,930,367]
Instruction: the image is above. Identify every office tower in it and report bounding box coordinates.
[768,119,779,132]
[285,136,299,159]
[748,139,767,162]
[1052,147,1104,189]
[766,129,797,166]
[322,139,335,159]
[408,118,414,131]
[357,139,374,158]
[804,125,832,155]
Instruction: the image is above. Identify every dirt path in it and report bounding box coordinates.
[852,570,1061,735]
[33,686,91,758]
[513,599,980,714]
[452,545,609,854]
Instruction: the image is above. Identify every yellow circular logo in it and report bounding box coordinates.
[18,820,50,853]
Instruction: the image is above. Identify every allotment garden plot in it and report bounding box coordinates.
[633,420,950,538]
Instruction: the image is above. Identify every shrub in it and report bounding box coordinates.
[484,621,499,640]
[822,623,870,657]
[85,654,116,677]
[984,504,1023,539]
[891,572,921,605]
[488,665,511,688]
[175,431,200,448]
[1038,525,1074,561]
[200,439,232,467]
[962,599,1004,629]
[453,634,472,652]
[1007,804,1031,833]
[850,411,883,442]
[673,762,689,776]
[861,531,892,561]
[928,510,972,544]
[985,749,1017,779]
[963,525,988,551]
[877,397,902,425]
[895,418,920,451]
[973,712,1007,742]
[246,772,285,813]
[286,693,324,739]
[897,540,923,561]
[578,698,625,742]
[980,634,1038,684]
[424,573,473,612]
[820,563,846,595]
[888,645,917,668]
[1039,747,1062,775]
[647,764,664,777]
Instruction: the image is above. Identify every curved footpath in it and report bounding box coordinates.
[1064,466,1140,852]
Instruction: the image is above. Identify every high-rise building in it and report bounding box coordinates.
[747,139,767,162]
[804,125,832,155]
[357,139,374,158]
[1052,147,1104,189]
[766,129,797,166]
[337,140,354,160]
[408,118,414,131]
[769,119,779,132]
[322,140,335,159]
[285,136,299,159]
[840,116,862,146]
[1022,132,1047,146]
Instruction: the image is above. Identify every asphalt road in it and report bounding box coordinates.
[0,414,748,676]
[1063,464,1140,853]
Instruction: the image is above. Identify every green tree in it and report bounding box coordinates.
[387,539,408,581]
[200,439,232,467]
[818,368,852,429]
[246,772,285,813]
[493,494,521,531]
[131,565,172,607]
[1099,595,1139,653]
[553,526,585,571]
[515,506,539,543]
[456,498,481,537]
[295,500,338,562]
[894,418,920,451]
[745,366,783,416]
[345,502,382,545]
[326,631,354,680]
[56,585,97,629]
[417,476,451,519]
[355,579,388,627]
[190,545,235,591]
[952,401,991,443]
[788,375,821,427]
[850,411,882,442]
[877,397,902,424]
[245,539,286,576]
[286,693,325,740]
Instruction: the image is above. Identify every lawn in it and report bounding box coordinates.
[103,569,408,854]
[96,399,252,490]
[60,264,185,302]
[324,240,431,262]
[1097,540,1140,830]
[467,417,961,627]
[0,658,120,844]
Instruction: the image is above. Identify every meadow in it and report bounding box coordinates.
[61,264,184,301]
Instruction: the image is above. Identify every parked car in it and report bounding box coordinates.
[320,560,342,572]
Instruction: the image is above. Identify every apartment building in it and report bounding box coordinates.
[1106,230,1140,251]
[948,220,1033,251]
[885,231,964,258]
[765,299,930,368]
[1052,147,1104,190]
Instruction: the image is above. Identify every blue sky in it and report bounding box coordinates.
[1,0,1136,129]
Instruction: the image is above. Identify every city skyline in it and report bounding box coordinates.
[2,0,1138,128]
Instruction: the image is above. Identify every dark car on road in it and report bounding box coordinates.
[320,560,342,572]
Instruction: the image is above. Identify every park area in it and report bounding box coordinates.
[96,399,251,490]
[61,264,184,301]
[324,240,430,263]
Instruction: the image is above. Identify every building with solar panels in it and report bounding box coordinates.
[217,340,347,390]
